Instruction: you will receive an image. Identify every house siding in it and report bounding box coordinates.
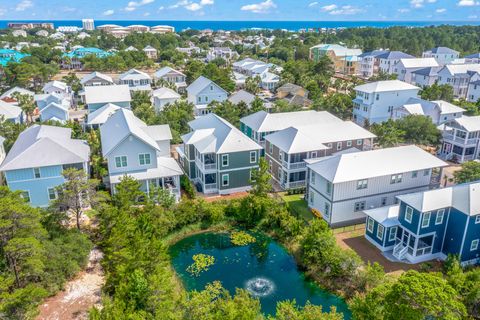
[106,135,158,175]
[460,215,480,262]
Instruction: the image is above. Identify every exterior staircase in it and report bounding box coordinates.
[393,242,408,261]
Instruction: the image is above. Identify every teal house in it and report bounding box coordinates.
[365,181,480,266]
[62,47,112,69]
[177,113,262,195]
[0,49,29,66]
[84,84,132,112]
[0,125,90,207]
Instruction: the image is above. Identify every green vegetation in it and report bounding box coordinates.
[281,193,313,222]
[454,161,480,183]
[187,254,216,276]
[230,231,257,246]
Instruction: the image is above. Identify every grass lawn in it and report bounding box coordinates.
[280,193,314,222]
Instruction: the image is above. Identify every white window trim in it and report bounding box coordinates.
[48,187,57,200]
[405,206,413,223]
[138,153,151,166]
[249,151,257,164]
[421,212,431,228]
[33,167,41,179]
[21,190,31,203]
[221,154,229,167]
[436,209,445,225]
[389,226,397,242]
[222,173,229,187]
[475,215,480,224]
[115,155,128,168]
[377,224,384,240]
[367,217,374,233]
[471,239,479,251]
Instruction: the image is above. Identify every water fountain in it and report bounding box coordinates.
[245,277,275,297]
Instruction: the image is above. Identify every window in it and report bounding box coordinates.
[389,226,397,242]
[405,206,413,223]
[324,203,330,218]
[327,143,332,148]
[357,139,363,146]
[423,169,430,176]
[48,188,57,200]
[377,224,384,240]
[34,168,41,179]
[421,212,431,228]
[250,169,256,182]
[436,209,445,225]
[412,171,418,178]
[20,191,30,203]
[115,156,128,168]
[337,142,342,150]
[269,160,272,172]
[269,143,273,154]
[222,174,229,187]
[249,151,257,163]
[347,140,352,147]
[310,172,315,184]
[221,154,229,167]
[139,153,151,165]
[326,182,332,195]
[476,215,480,224]
[357,179,368,190]
[311,151,317,158]
[354,201,366,212]
[309,191,314,204]
[390,174,403,184]
[471,239,479,251]
[367,217,374,233]
[381,197,387,206]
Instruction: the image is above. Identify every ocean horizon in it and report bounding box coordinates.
[1,20,480,31]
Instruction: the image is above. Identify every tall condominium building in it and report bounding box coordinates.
[82,19,95,31]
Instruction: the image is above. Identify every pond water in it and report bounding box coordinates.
[169,232,351,317]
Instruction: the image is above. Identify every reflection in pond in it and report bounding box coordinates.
[169,232,351,317]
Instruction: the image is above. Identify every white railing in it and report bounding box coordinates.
[286,180,306,189]
[443,133,479,145]
[195,158,217,172]
[282,161,307,170]
[393,243,408,260]
[204,183,218,191]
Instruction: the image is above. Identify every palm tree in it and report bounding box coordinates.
[12,92,35,125]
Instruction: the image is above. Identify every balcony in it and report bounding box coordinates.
[281,180,306,189]
[443,133,479,146]
[195,154,217,172]
[282,160,307,170]
[204,183,218,194]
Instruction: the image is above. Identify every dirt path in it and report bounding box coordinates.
[36,248,104,320]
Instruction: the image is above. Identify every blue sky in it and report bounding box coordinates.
[1,0,480,21]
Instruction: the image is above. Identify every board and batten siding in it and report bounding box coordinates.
[107,135,159,175]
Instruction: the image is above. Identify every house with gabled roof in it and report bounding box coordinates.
[393,58,440,83]
[86,103,121,129]
[80,71,114,88]
[118,68,152,92]
[438,115,480,163]
[152,87,180,112]
[0,100,22,123]
[437,64,480,99]
[84,84,131,112]
[377,51,415,74]
[364,181,480,265]
[422,47,460,65]
[100,108,182,201]
[394,97,465,125]
[0,125,90,207]
[177,113,262,195]
[186,76,228,116]
[306,146,448,227]
[154,66,187,92]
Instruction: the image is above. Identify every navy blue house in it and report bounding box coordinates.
[364,181,480,265]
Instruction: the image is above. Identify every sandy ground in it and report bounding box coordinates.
[36,248,104,320]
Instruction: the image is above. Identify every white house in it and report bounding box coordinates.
[118,69,152,92]
[206,47,238,62]
[437,64,480,99]
[154,66,187,92]
[393,58,440,84]
[186,76,228,116]
[358,50,388,78]
[422,47,460,65]
[438,115,480,163]
[394,97,465,125]
[42,80,73,104]
[228,90,256,107]
[378,51,415,74]
[84,84,132,112]
[80,71,114,87]
[232,58,282,90]
[85,103,121,129]
[467,79,480,102]
[100,108,183,201]
[152,88,180,112]
[143,45,158,60]
[39,102,69,123]
[465,53,480,64]
[410,67,442,88]
[306,146,448,227]
[0,100,22,123]
[0,87,34,100]
[352,80,420,126]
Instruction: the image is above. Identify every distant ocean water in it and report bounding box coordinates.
[1,20,479,31]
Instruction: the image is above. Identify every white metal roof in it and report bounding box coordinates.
[85,84,132,104]
[119,68,151,81]
[455,115,480,132]
[80,71,114,85]
[0,125,89,171]
[100,108,171,156]
[152,87,181,100]
[109,157,183,184]
[154,66,185,78]
[0,101,22,120]
[308,145,448,183]
[398,58,439,69]
[228,90,256,105]
[354,80,420,93]
[440,64,480,76]
[397,181,480,215]
[182,113,261,154]
[265,121,376,154]
[240,110,342,133]
[187,76,226,96]
[86,103,121,126]
[364,205,400,227]
[0,87,34,99]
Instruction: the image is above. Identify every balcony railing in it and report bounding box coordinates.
[282,180,306,189]
[443,133,479,145]
[195,157,217,172]
[282,161,307,170]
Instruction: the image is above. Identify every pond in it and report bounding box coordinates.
[169,232,351,317]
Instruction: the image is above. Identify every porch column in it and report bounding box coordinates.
[161,177,165,189]
[146,180,150,195]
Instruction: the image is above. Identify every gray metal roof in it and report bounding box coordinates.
[0,125,90,171]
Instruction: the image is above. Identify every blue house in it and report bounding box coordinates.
[0,49,29,66]
[0,125,90,207]
[364,181,480,265]
[62,47,112,69]
[84,84,131,112]
[186,76,228,116]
